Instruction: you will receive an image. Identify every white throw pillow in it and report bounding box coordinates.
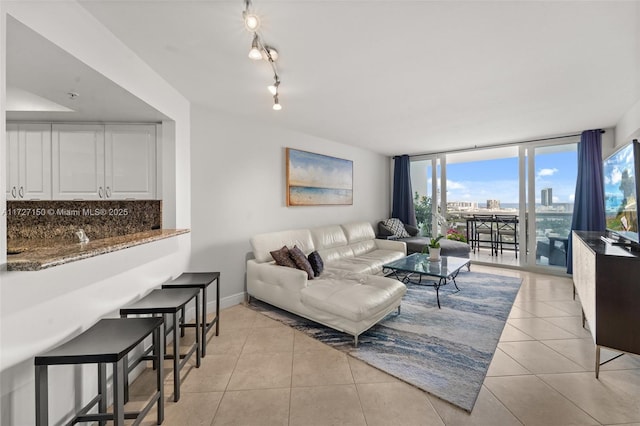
[383,218,410,238]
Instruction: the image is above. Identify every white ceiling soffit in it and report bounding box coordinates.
[75,2,639,155]
[6,87,74,112]
[6,15,168,123]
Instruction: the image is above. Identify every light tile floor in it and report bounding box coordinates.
[126,265,640,425]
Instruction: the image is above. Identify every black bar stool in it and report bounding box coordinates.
[495,214,519,257]
[120,288,200,402]
[472,214,497,255]
[162,272,220,357]
[35,317,164,426]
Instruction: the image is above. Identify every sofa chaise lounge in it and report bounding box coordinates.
[247,221,408,345]
[377,220,471,257]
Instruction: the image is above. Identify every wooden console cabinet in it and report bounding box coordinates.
[572,231,640,377]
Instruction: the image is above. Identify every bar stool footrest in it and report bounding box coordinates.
[76,411,146,422]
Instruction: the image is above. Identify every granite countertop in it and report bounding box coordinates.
[6,229,190,271]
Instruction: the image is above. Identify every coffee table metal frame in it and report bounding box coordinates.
[383,254,471,308]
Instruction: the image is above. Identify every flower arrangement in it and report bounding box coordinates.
[446,228,467,243]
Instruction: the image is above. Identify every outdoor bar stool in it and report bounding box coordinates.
[35,317,164,426]
[465,217,476,249]
[162,272,220,357]
[472,214,497,255]
[120,288,200,402]
[495,215,519,257]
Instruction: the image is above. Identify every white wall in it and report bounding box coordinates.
[0,0,6,270]
[0,8,6,424]
[615,2,640,146]
[189,105,392,302]
[0,2,191,425]
[616,98,640,145]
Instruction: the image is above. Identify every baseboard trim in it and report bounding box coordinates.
[182,291,245,320]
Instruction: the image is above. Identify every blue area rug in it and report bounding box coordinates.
[248,270,522,412]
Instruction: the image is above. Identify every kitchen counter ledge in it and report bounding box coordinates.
[6,229,190,271]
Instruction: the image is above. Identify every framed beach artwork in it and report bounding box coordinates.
[286,148,353,206]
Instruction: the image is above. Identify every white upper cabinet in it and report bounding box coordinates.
[51,123,157,200]
[6,123,19,199]
[6,123,52,200]
[105,124,156,199]
[52,124,106,200]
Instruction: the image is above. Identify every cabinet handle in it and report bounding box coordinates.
[19,186,24,198]
[106,186,112,198]
[98,187,104,198]
[11,186,16,198]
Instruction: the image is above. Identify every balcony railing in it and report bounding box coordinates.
[416,208,573,263]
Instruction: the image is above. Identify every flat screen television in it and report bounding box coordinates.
[603,139,640,244]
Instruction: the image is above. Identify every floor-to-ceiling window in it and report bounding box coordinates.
[446,147,520,248]
[410,156,438,237]
[411,137,579,271]
[529,143,578,267]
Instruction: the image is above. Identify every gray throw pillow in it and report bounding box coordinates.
[404,224,420,236]
[270,246,297,268]
[289,245,315,280]
[378,222,395,237]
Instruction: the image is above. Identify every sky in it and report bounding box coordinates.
[415,150,579,205]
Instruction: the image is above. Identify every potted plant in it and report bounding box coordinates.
[422,235,445,261]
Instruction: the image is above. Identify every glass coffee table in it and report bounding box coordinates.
[383,253,471,308]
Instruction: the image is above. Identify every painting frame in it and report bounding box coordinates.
[286,148,353,206]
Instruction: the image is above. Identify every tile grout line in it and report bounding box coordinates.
[480,383,526,426]
[533,371,604,425]
[287,330,299,426]
[488,346,534,377]
[348,357,371,426]
[210,314,252,425]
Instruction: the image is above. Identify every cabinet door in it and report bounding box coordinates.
[104,124,156,199]
[5,123,19,199]
[572,233,596,342]
[5,123,51,200]
[20,123,52,200]
[52,124,105,200]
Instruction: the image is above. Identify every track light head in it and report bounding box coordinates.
[267,78,280,95]
[244,13,260,31]
[248,34,262,60]
[263,46,278,62]
[273,95,282,111]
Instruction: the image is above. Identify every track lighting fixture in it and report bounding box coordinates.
[243,0,283,110]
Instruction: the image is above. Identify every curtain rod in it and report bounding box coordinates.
[394,129,605,159]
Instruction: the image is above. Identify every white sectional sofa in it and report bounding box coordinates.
[247,221,408,345]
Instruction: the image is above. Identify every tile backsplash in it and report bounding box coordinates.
[6,200,162,241]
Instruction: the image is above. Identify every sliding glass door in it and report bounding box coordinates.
[528,143,578,267]
[446,147,520,251]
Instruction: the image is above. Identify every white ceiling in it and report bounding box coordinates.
[9,1,640,156]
